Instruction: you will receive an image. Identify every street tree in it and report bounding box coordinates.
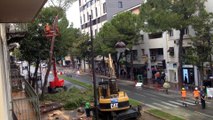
[139,0,206,88]
[110,11,140,80]
[96,11,140,80]
[18,6,77,98]
[184,9,213,86]
[94,22,121,75]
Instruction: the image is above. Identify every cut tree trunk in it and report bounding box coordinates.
[178,28,185,89]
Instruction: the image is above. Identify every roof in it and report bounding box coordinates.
[0,0,47,23]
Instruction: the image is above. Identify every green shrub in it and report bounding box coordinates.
[43,87,93,110]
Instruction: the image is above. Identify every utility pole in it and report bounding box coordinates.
[89,15,98,119]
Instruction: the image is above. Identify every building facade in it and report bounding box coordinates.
[78,0,213,87]
[79,0,142,35]
[128,0,213,87]
[0,0,46,119]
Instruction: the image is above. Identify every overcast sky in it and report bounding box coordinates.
[66,1,80,28]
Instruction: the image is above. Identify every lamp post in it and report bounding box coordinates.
[89,15,98,120]
[115,41,126,78]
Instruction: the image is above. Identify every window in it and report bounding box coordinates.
[168,47,174,56]
[87,12,89,20]
[93,19,96,25]
[97,18,100,23]
[91,10,93,19]
[132,50,138,60]
[103,3,106,13]
[80,16,82,24]
[169,30,173,36]
[141,35,144,40]
[95,7,98,17]
[149,32,162,39]
[141,49,145,55]
[157,48,163,55]
[83,14,85,22]
[118,1,123,8]
[95,29,97,36]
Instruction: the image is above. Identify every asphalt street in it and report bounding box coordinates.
[65,72,213,120]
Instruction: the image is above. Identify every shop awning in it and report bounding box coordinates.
[0,0,47,23]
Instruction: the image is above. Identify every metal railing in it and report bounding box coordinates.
[11,64,40,120]
[12,79,41,120]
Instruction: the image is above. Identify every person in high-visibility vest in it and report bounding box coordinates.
[193,87,200,104]
[181,87,187,107]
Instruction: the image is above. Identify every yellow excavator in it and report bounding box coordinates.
[97,54,141,120]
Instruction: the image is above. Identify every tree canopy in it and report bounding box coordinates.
[139,0,206,87]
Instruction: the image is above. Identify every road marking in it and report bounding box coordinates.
[194,111,213,119]
[169,101,183,106]
[153,102,171,109]
[161,101,179,108]
[145,104,162,110]
[177,100,195,105]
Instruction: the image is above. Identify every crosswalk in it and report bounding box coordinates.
[145,98,207,110]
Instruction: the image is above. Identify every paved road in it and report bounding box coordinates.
[64,72,213,120]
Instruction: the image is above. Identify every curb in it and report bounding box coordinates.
[144,110,165,120]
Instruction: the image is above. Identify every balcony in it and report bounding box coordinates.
[10,63,40,120]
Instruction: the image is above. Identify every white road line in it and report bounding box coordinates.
[153,102,171,109]
[161,101,179,108]
[145,104,162,110]
[177,100,195,105]
[169,101,183,106]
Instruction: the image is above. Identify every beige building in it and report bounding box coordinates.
[0,0,46,119]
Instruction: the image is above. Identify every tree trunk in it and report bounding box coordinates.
[32,59,40,90]
[130,49,134,81]
[103,56,106,76]
[178,28,185,89]
[70,55,75,69]
[28,61,31,84]
[84,57,86,72]
[40,16,58,99]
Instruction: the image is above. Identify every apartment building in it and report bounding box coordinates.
[129,1,213,87]
[79,0,142,36]
[0,0,46,119]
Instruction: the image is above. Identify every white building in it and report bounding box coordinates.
[79,0,142,35]
[78,0,213,87]
[131,0,213,87]
[0,0,46,119]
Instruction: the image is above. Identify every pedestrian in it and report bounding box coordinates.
[85,102,91,119]
[193,87,200,104]
[200,86,206,109]
[163,80,170,94]
[181,87,187,107]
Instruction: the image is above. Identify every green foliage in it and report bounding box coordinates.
[44,87,93,110]
[96,11,140,57]
[111,12,140,48]
[185,9,213,68]
[12,48,22,60]
[95,22,121,55]
[147,109,184,120]
[139,0,206,32]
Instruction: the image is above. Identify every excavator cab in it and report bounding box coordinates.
[98,78,118,99]
[97,54,141,120]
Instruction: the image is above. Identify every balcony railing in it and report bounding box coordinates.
[11,63,40,120]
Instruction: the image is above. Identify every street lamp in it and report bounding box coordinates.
[115,41,126,78]
[89,15,98,120]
